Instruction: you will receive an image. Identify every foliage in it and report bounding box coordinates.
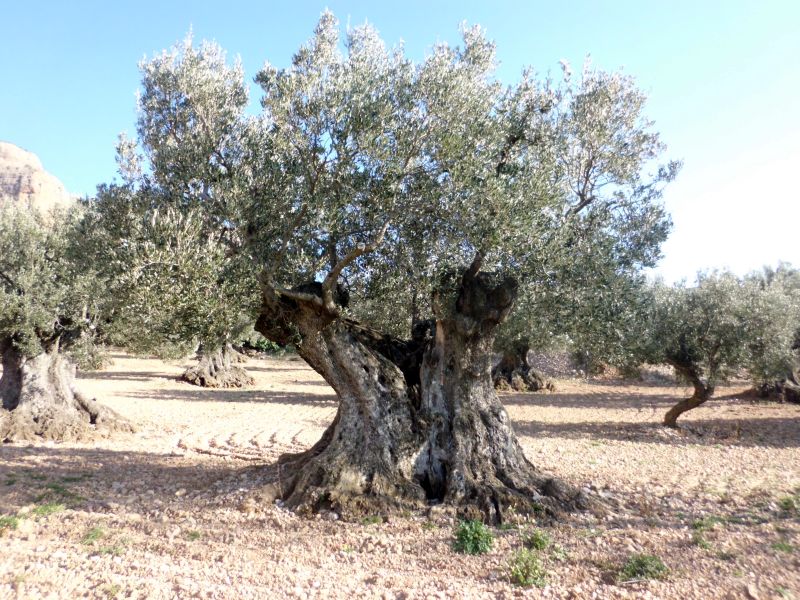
[0,204,104,361]
[617,554,669,582]
[453,520,494,555]
[741,264,800,388]
[626,269,800,393]
[506,548,547,587]
[81,526,105,545]
[94,12,676,355]
[0,515,19,531]
[521,528,551,550]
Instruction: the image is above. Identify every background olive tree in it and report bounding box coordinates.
[0,204,132,440]
[85,38,261,387]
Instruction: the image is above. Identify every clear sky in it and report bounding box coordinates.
[1,0,798,282]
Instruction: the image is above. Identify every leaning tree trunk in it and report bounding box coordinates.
[181,343,254,388]
[256,260,586,522]
[492,339,554,392]
[663,359,714,427]
[0,342,134,442]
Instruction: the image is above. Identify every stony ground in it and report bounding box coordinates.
[0,352,798,600]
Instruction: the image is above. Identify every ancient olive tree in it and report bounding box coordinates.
[0,205,132,441]
[86,39,260,387]
[105,14,675,520]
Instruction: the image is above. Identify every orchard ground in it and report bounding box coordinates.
[0,352,798,599]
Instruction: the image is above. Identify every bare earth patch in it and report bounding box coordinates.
[1,353,798,599]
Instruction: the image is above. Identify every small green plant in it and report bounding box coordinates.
[618,554,669,582]
[101,583,121,598]
[716,550,737,561]
[777,496,797,512]
[185,530,202,541]
[550,544,569,562]
[421,521,437,531]
[5,474,17,486]
[93,543,126,557]
[691,531,712,550]
[341,544,354,553]
[361,515,383,526]
[498,522,517,531]
[522,529,551,551]
[691,516,724,531]
[81,526,105,545]
[453,520,493,555]
[771,541,794,553]
[506,549,547,587]
[32,502,65,517]
[0,515,20,531]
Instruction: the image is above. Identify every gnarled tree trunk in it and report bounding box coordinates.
[256,260,585,522]
[492,339,554,392]
[663,359,714,427]
[0,341,134,442]
[181,343,254,388]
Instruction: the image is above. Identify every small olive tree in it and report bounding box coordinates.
[0,204,132,440]
[85,38,261,387]
[637,271,800,427]
[742,265,800,401]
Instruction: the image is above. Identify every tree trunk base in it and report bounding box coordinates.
[181,345,254,388]
[492,344,555,392]
[256,263,589,523]
[1,348,134,443]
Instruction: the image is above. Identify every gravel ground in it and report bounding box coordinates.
[0,353,798,599]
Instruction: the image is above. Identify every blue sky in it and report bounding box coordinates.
[1,1,798,281]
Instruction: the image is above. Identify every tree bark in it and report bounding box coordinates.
[181,343,254,388]
[492,339,554,392]
[663,359,714,427]
[0,342,134,442]
[255,264,585,522]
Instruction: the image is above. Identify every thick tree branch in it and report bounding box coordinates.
[321,222,389,314]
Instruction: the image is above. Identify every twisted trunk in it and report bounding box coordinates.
[663,359,714,427]
[256,262,585,522]
[0,342,133,442]
[492,340,554,392]
[182,343,254,388]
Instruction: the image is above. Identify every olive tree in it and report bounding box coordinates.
[86,38,261,387]
[101,14,675,520]
[0,204,132,441]
[637,273,748,427]
[742,265,800,401]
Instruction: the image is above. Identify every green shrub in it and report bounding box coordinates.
[618,554,669,582]
[453,520,493,555]
[0,515,20,531]
[506,549,547,587]
[522,529,551,551]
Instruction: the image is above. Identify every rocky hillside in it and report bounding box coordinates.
[0,142,73,211]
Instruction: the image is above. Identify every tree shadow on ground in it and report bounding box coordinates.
[77,370,181,382]
[499,387,761,410]
[0,444,254,518]
[123,387,337,405]
[513,415,800,449]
